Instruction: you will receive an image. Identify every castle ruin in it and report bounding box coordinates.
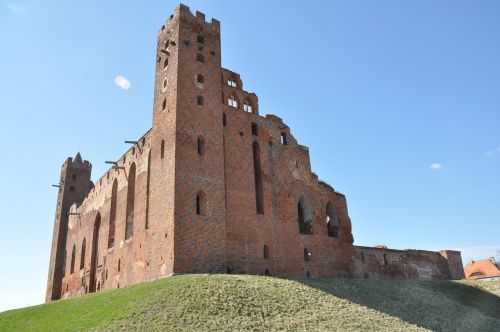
[46,4,464,302]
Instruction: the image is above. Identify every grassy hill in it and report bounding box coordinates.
[0,275,499,331]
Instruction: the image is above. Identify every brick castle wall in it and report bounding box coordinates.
[46,4,464,302]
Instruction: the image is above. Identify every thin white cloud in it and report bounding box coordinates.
[430,163,443,170]
[485,148,500,156]
[6,3,24,15]
[114,76,131,90]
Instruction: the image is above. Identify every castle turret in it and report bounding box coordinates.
[45,153,92,302]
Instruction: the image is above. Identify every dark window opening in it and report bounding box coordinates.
[161,140,165,159]
[62,249,66,277]
[196,53,205,63]
[298,197,313,234]
[162,98,166,111]
[251,123,258,136]
[70,245,76,274]
[125,163,136,240]
[263,245,270,259]
[164,57,168,68]
[108,179,117,248]
[326,202,340,237]
[145,151,151,229]
[72,174,77,180]
[280,132,288,145]
[383,253,388,266]
[80,238,86,270]
[197,136,205,155]
[197,95,204,106]
[118,259,121,272]
[304,248,312,261]
[197,35,205,44]
[163,78,168,89]
[196,191,207,216]
[197,74,204,83]
[69,186,75,192]
[89,213,101,293]
[264,269,271,276]
[222,113,227,126]
[253,142,264,214]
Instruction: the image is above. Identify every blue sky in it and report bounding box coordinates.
[0,0,499,312]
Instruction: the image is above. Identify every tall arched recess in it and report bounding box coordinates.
[89,213,101,293]
[326,201,339,237]
[108,179,118,248]
[298,196,313,234]
[125,163,136,240]
[253,141,264,214]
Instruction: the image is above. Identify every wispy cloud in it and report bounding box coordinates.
[6,3,24,15]
[485,147,500,156]
[114,76,131,90]
[430,163,443,170]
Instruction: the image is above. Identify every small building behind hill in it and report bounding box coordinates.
[464,258,500,280]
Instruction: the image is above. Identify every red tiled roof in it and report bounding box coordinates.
[464,258,500,279]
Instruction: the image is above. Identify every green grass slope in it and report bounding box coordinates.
[1,275,499,331]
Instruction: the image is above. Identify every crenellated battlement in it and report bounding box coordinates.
[64,153,91,169]
[160,4,220,34]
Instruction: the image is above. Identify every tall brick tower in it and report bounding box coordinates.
[152,5,226,273]
[45,153,92,302]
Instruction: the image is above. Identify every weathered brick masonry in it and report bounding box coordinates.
[46,4,464,302]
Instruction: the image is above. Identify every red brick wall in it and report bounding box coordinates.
[353,247,465,280]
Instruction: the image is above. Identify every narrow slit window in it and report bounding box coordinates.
[223,113,227,127]
[197,136,205,155]
[196,191,207,216]
[124,163,136,240]
[197,74,204,84]
[162,98,166,111]
[197,95,204,106]
[197,35,205,44]
[161,140,165,159]
[70,245,76,274]
[253,141,264,214]
[80,238,86,270]
[251,123,258,136]
[196,53,205,63]
[263,245,269,259]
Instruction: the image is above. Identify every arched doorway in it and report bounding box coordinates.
[297,196,313,234]
[89,213,101,293]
